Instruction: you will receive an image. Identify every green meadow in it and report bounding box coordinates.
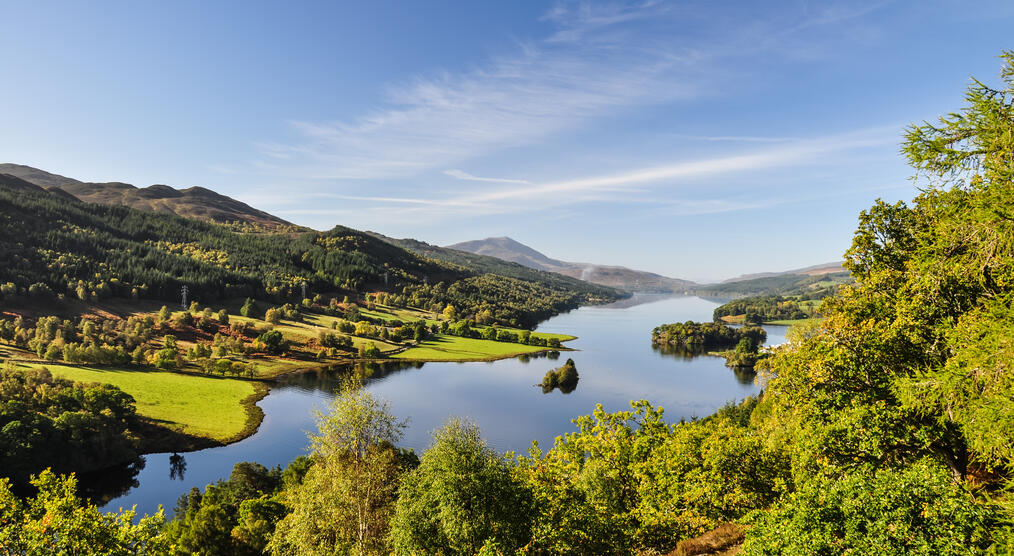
[393,334,558,362]
[18,361,260,443]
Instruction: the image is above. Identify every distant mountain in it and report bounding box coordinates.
[721,261,845,283]
[700,265,852,298]
[364,232,620,300]
[447,237,566,271]
[0,163,295,230]
[445,236,697,293]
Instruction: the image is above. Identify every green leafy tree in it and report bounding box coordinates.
[0,469,169,554]
[167,461,288,555]
[390,418,533,555]
[270,377,410,555]
[157,305,172,325]
[240,298,256,319]
[255,330,285,354]
[264,308,282,325]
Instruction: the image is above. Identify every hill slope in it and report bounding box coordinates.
[698,268,852,298]
[446,236,696,293]
[0,182,618,327]
[0,163,295,230]
[720,261,845,283]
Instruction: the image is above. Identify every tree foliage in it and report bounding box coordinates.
[651,321,765,354]
[0,363,140,484]
[390,418,532,555]
[269,377,412,556]
[0,469,169,555]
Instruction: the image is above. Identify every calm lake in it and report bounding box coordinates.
[100,295,785,517]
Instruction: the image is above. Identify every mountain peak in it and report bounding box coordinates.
[447,237,563,270]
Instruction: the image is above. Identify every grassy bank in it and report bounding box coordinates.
[393,334,563,362]
[764,317,822,326]
[15,361,264,445]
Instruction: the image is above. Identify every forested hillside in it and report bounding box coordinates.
[0,184,617,327]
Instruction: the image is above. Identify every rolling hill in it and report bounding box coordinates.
[445,236,697,293]
[0,181,619,327]
[698,266,852,298]
[0,163,296,230]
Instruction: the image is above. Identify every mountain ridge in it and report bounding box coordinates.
[446,236,697,293]
[0,163,295,230]
[720,261,845,283]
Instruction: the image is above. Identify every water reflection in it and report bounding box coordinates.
[78,457,145,506]
[540,378,578,394]
[169,453,187,481]
[730,366,757,385]
[651,343,704,361]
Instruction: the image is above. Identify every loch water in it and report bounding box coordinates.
[100,295,785,517]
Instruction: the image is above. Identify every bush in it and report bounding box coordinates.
[264,308,282,325]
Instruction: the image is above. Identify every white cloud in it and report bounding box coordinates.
[443,169,532,184]
[452,125,898,205]
[304,125,900,222]
[254,2,705,181]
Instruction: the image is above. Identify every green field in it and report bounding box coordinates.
[393,334,559,361]
[765,317,823,326]
[18,362,259,443]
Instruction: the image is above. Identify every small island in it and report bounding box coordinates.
[651,321,765,353]
[539,358,579,394]
[651,321,768,370]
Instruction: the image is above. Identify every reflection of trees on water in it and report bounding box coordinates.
[519,351,560,364]
[541,379,579,394]
[652,343,704,361]
[169,453,187,481]
[277,361,427,393]
[730,366,757,385]
[653,344,757,385]
[76,457,146,506]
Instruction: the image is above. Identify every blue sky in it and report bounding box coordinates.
[2,1,1012,282]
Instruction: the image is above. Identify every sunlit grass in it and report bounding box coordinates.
[393,334,554,362]
[17,361,257,442]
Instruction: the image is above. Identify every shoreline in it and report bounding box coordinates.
[133,335,580,456]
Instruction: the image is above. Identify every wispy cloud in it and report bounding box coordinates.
[250,1,892,184]
[450,126,897,206]
[668,134,800,143]
[254,2,706,180]
[540,0,667,43]
[443,169,532,184]
[309,125,900,222]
